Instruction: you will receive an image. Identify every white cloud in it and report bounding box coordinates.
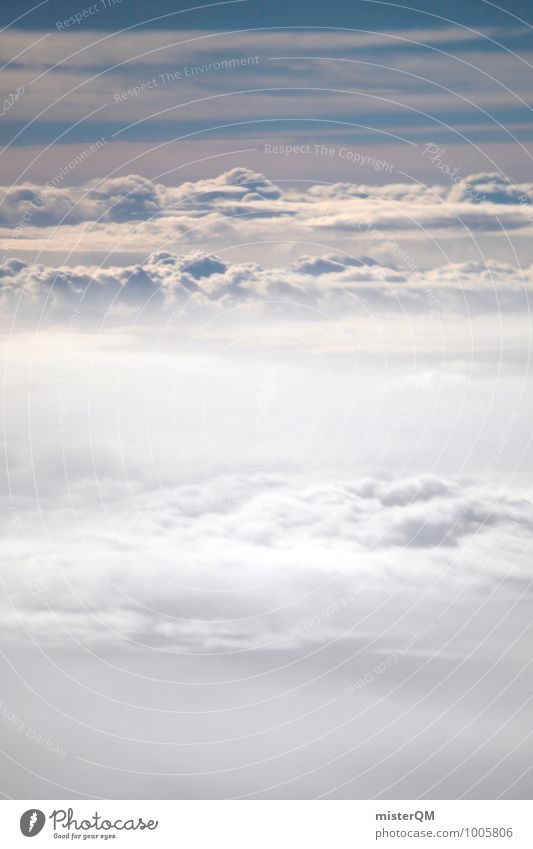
[1,246,532,330]
[2,469,531,651]
[2,169,531,266]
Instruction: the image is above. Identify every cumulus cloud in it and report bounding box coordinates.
[1,248,532,327]
[168,168,283,206]
[2,470,531,651]
[1,169,532,258]
[0,168,286,229]
[446,172,532,205]
[0,174,164,228]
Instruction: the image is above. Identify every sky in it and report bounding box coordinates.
[0,0,532,801]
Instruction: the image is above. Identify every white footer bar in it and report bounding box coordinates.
[1,800,531,848]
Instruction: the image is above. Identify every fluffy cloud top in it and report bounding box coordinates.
[1,249,532,327]
[2,471,530,650]
[1,169,531,246]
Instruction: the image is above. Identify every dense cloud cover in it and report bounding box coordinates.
[3,470,531,651]
[2,8,533,802]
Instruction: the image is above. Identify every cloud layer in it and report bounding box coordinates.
[2,167,532,228]
[2,169,532,277]
[1,252,532,339]
[3,470,531,651]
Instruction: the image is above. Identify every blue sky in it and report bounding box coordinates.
[0,0,532,182]
[3,0,533,31]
